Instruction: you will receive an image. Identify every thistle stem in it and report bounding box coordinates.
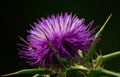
[102,51,120,62]
[94,51,120,63]
[98,68,120,77]
[1,69,52,77]
[88,68,120,77]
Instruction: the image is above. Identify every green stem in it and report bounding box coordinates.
[98,68,120,77]
[88,68,120,77]
[94,51,120,63]
[102,51,120,62]
[1,69,52,77]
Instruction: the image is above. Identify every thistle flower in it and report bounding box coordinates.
[19,13,97,69]
[4,13,119,77]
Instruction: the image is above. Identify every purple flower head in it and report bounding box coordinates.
[19,13,97,68]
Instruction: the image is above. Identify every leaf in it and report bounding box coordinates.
[88,70,100,77]
[85,13,112,61]
[65,64,89,77]
[94,51,120,63]
[88,68,120,77]
[2,69,53,77]
[85,45,96,61]
[66,70,85,77]
[70,64,89,71]
[58,58,68,67]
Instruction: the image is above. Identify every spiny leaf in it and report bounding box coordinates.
[85,13,112,61]
[94,51,120,63]
[65,64,89,75]
[2,69,52,77]
[88,70,99,77]
[88,68,120,77]
[85,45,96,61]
[70,64,89,71]
[65,64,88,77]
[66,71,86,77]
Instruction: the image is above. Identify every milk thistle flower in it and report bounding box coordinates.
[3,13,120,77]
[19,13,97,69]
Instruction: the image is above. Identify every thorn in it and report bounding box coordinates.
[95,13,112,39]
[40,28,50,42]
[18,36,31,46]
[99,61,103,67]
[99,49,102,56]
[95,51,99,57]
[1,72,17,77]
[91,57,94,63]
[91,57,95,67]
[101,64,105,68]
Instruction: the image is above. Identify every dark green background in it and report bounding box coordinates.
[1,0,120,76]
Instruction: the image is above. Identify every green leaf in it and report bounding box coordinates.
[94,51,120,63]
[70,64,89,71]
[85,45,96,61]
[66,70,86,77]
[88,68,120,77]
[85,13,112,61]
[2,69,52,77]
[65,64,89,77]
[58,58,68,67]
[88,70,100,77]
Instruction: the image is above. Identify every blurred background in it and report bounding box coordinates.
[0,0,120,76]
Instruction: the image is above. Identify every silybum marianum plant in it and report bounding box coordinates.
[2,13,120,77]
